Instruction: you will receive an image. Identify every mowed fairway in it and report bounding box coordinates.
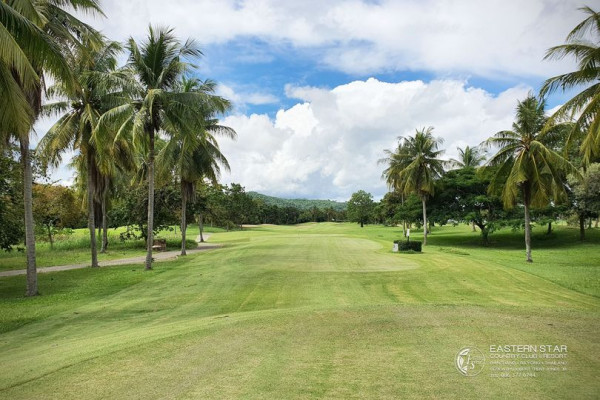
[0,223,598,399]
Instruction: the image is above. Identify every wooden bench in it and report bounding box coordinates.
[152,238,167,252]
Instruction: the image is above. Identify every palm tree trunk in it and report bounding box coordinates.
[86,158,98,268]
[20,137,38,296]
[579,213,585,241]
[96,200,101,245]
[401,193,406,237]
[101,195,108,253]
[421,197,427,246]
[523,186,533,262]
[180,189,187,256]
[145,129,155,270]
[198,213,204,242]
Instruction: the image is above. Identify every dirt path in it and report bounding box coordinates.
[0,234,221,277]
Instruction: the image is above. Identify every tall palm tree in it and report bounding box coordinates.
[484,95,579,262]
[381,127,446,245]
[380,140,409,235]
[159,77,235,255]
[451,145,486,168]
[38,38,131,267]
[98,26,220,270]
[0,0,102,296]
[540,6,600,165]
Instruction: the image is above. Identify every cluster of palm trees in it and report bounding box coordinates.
[1,1,234,296]
[380,127,448,246]
[382,7,599,262]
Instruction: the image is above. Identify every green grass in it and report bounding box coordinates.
[0,225,224,271]
[0,223,598,399]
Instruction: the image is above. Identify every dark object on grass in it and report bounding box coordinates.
[394,240,422,252]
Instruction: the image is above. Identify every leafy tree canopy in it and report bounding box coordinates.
[347,190,375,228]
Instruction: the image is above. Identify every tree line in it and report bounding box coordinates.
[0,156,348,250]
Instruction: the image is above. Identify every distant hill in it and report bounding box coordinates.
[248,192,347,211]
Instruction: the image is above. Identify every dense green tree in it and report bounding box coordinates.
[541,6,600,165]
[394,194,423,231]
[0,148,24,251]
[485,95,579,262]
[568,163,600,240]
[32,184,84,248]
[378,191,403,226]
[298,206,326,223]
[109,180,180,241]
[192,183,214,242]
[430,167,505,245]
[253,198,268,224]
[225,183,255,229]
[204,184,231,228]
[347,190,374,228]
[381,127,447,244]
[323,207,338,222]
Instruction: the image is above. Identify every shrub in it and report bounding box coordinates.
[394,240,422,252]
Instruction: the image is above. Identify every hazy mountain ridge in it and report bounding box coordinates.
[248,192,347,211]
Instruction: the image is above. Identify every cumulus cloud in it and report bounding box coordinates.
[84,0,583,78]
[216,84,279,110]
[218,78,530,200]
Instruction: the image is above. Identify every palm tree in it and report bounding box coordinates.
[484,95,579,262]
[451,145,486,168]
[540,6,600,165]
[38,38,131,267]
[449,145,487,231]
[98,26,218,270]
[0,0,102,296]
[159,77,235,256]
[381,127,447,245]
[380,140,410,235]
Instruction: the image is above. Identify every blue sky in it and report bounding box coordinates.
[40,0,589,201]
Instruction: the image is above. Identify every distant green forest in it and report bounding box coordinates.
[248,192,347,211]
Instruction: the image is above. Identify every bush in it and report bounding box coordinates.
[394,240,422,252]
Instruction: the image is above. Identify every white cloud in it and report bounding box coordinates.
[245,93,279,105]
[85,0,584,78]
[218,78,530,200]
[216,84,279,110]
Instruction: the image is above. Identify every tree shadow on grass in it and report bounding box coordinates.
[428,226,600,250]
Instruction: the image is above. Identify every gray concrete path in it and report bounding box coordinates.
[0,234,221,277]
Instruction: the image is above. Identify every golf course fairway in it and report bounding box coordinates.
[0,223,598,399]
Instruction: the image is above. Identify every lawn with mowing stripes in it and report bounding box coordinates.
[0,223,598,399]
